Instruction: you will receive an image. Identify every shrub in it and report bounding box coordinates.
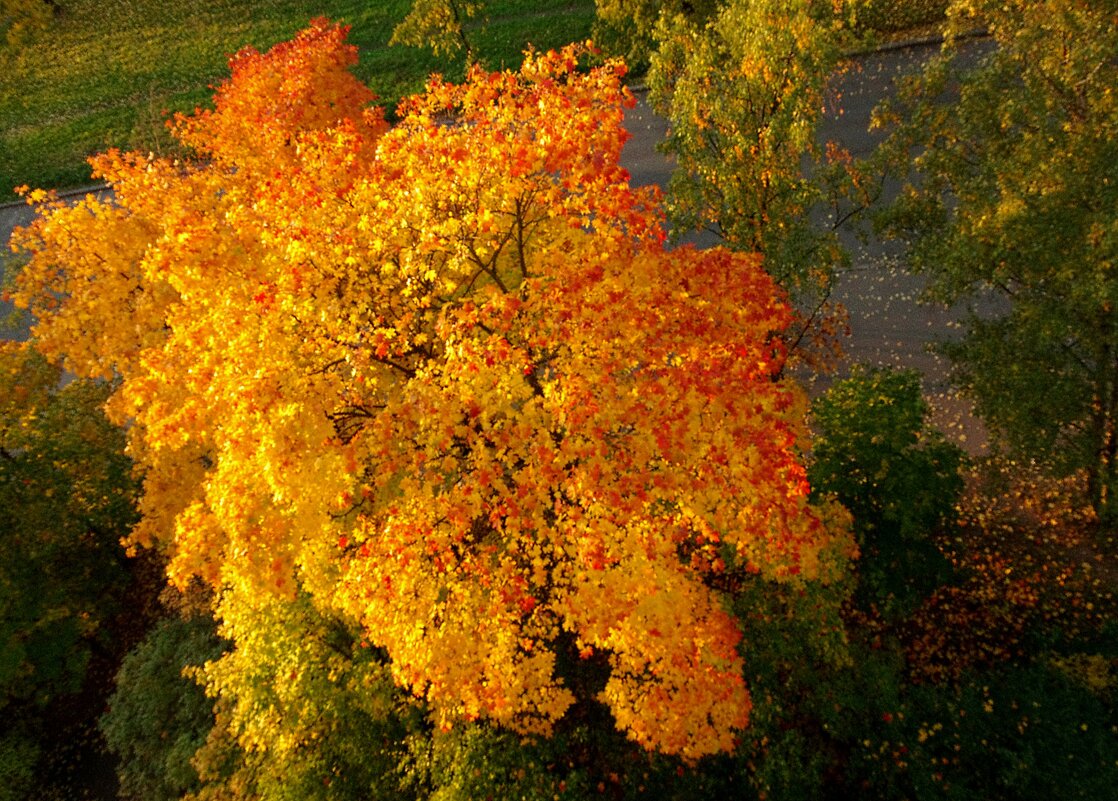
[809,367,964,615]
[101,614,227,801]
[851,663,1118,800]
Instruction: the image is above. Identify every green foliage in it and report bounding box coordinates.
[0,0,53,49]
[852,0,948,35]
[186,589,422,801]
[726,573,908,801]
[405,726,587,801]
[0,731,36,801]
[0,345,136,710]
[810,368,964,541]
[101,613,227,801]
[391,0,483,62]
[850,664,1118,800]
[401,710,751,801]
[649,0,849,265]
[595,0,950,66]
[0,343,151,799]
[873,0,1118,519]
[809,368,963,613]
[592,0,717,73]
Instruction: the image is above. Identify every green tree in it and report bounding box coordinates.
[0,344,137,708]
[874,0,1118,519]
[592,0,718,72]
[808,368,963,616]
[648,0,860,364]
[0,343,143,797]
[101,610,227,801]
[185,589,423,801]
[391,0,484,63]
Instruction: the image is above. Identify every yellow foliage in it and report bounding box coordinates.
[11,22,851,758]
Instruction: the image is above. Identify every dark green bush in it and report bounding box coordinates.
[0,731,36,801]
[100,615,227,801]
[850,663,1118,800]
[809,367,964,615]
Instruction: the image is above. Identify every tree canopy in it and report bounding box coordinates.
[874,0,1118,518]
[391,0,483,62]
[12,19,853,759]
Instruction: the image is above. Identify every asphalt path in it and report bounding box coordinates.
[2,37,995,448]
[1,198,36,341]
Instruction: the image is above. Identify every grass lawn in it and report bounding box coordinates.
[0,0,596,200]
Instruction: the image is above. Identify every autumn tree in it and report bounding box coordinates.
[873,0,1118,519]
[12,20,853,760]
[648,0,859,365]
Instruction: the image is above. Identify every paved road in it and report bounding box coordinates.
[1,198,36,340]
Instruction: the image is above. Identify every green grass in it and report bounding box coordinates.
[0,0,596,200]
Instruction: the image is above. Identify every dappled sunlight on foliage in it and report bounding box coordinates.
[391,0,484,61]
[873,0,1118,519]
